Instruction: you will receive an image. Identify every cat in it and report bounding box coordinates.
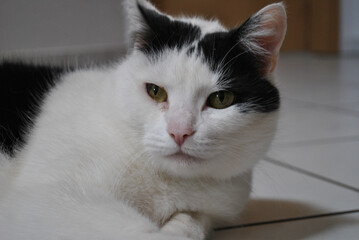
[0,0,287,239]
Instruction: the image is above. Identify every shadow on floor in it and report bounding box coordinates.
[212,198,359,240]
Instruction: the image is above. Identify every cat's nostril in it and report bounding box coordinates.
[170,133,176,141]
[169,129,194,146]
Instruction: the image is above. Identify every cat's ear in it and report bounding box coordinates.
[238,3,287,73]
[124,0,171,50]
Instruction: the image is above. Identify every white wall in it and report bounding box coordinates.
[341,0,359,54]
[2,0,358,56]
[0,0,128,59]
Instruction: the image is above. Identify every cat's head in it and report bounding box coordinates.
[117,0,286,179]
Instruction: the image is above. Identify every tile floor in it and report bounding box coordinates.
[211,53,359,239]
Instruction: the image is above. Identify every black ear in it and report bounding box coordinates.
[128,1,172,50]
[237,3,287,73]
[125,0,200,54]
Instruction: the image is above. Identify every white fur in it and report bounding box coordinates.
[0,1,285,239]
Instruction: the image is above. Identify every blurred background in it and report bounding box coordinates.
[0,0,358,62]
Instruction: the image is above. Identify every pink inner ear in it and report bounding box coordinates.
[136,39,149,48]
[259,6,287,55]
[249,4,287,73]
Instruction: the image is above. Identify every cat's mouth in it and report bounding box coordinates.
[167,151,199,162]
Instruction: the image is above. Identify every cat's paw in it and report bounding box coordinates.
[161,213,208,240]
[159,234,193,240]
[139,232,192,240]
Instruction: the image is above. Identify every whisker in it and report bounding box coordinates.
[216,41,242,71]
[218,49,250,76]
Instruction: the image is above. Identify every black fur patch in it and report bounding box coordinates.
[0,61,66,155]
[197,28,280,113]
[136,4,201,55]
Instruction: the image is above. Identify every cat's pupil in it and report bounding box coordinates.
[153,86,158,96]
[217,92,224,102]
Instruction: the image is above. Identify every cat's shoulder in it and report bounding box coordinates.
[0,60,69,155]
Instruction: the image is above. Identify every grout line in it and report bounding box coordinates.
[282,97,359,117]
[214,209,359,231]
[274,135,359,148]
[264,157,359,193]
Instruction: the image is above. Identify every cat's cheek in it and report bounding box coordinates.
[201,108,240,137]
[142,114,179,156]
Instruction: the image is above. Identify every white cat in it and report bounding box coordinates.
[0,1,286,239]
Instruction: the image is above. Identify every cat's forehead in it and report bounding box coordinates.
[177,16,227,37]
[135,5,229,57]
[135,14,231,90]
[148,49,220,94]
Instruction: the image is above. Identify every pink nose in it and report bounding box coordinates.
[168,128,194,146]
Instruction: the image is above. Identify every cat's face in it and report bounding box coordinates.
[119,0,286,179]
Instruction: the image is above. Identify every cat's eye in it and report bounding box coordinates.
[146,83,167,103]
[207,91,235,109]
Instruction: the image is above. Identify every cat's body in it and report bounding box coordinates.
[0,1,286,239]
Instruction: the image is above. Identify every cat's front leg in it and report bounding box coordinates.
[160,212,212,240]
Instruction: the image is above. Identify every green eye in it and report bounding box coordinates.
[207,91,235,109]
[146,83,167,103]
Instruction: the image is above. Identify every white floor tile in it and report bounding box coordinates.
[232,161,359,226]
[275,54,359,113]
[268,140,359,189]
[273,100,359,145]
[212,213,359,240]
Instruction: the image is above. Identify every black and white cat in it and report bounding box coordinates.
[0,1,286,239]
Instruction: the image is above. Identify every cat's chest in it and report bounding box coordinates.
[113,162,249,225]
[113,165,190,223]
